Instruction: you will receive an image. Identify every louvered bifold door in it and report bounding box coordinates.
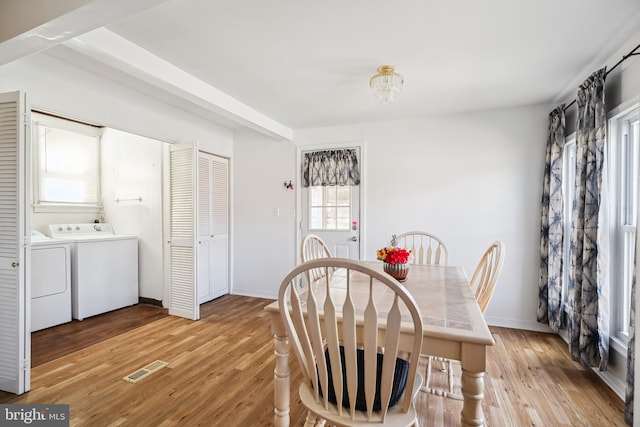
[169,143,199,320]
[0,91,29,394]
[196,152,212,303]
[209,155,228,299]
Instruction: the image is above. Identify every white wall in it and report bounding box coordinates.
[231,104,551,332]
[101,128,165,301]
[232,128,297,298]
[294,106,551,331]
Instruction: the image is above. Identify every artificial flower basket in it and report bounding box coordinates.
[376,246,411,282]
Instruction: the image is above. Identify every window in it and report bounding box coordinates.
[309,186,351,230]
[609,104,640,343]
[32,113,101,209]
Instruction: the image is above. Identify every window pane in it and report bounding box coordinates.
[34,114,100,205]
[310,207,323,229]
[325,207,337,229]
[626,120,639,225]
[337,187,350,206]
[326,187,337,206]
[622,229,636,335]
[608,106,640,342]
[42,178,88,203]
[307,184,353,231]
[337,207,350,229]
[310,187,323,206]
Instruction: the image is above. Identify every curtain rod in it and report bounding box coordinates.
[563,42,640,112]
[31,108,102,128]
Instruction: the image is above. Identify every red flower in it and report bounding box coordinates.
[376,246,410,265]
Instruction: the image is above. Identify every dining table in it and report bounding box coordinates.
[264,261,495,427]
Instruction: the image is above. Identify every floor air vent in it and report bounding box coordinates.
[123,360,169,383]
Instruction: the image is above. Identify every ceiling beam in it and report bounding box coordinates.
[61,28,293,141]
[0,0,171,66]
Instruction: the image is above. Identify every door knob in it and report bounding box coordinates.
[350,236,358,242]
[11,262,18,268]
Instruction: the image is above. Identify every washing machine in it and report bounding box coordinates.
[30,230,72,331]
[48,223,139,321]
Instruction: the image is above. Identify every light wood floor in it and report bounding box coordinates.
[0,295,625,426]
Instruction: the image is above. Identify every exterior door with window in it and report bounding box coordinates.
[301,147,361,259]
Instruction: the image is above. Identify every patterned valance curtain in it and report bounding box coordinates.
[537,106,566,332]
[567,67,609,371]
[302,149,360,187]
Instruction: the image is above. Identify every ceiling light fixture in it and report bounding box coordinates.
[369,65,404,104]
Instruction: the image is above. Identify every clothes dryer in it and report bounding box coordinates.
[31,230,71,331]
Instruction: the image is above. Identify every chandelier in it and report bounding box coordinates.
[369,65,404,104]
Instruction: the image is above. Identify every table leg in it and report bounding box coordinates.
[460,369,485,426]
[272,316,290,427]
[460,343,487,427]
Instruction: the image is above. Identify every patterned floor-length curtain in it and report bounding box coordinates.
[625,156,640,425]
[626,271,635,425]
[538,106,566,332]
[567,67,609,370]
[302,149,360,187]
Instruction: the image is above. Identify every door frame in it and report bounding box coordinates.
[295,141,366,263]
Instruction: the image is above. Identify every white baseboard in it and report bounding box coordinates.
[594,368,625,400]
[231,288,277,300]
[484,316,555,333]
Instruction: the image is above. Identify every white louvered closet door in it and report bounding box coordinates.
[0,91,30,394]
[169,143,199,320]
[197,151,228,304]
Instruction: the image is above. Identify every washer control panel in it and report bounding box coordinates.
[48,223,115,238]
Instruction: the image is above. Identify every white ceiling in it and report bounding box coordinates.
[102,0,640,130]
[5,0,640,134]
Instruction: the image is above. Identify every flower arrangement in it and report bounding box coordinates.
[376,246,411,265]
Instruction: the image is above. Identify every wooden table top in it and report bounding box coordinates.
[266,261,495,347]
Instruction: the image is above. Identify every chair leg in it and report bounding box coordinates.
[303,411,326,427]
[420,355,464,400]
[420,354,433,393]
[438,357,447,373]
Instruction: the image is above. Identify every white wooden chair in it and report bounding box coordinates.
[394,231,449,266]
[301,233,333,262]
[278,258,424,426]
[422,241,505,400]
[472,241,506,313]
[301,234,334,283]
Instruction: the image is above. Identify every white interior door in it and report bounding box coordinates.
[209,155,229,299]
[0,91,30,394]
[300,147,361,260]
[197,151,228,304]
[168,143,199,320]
